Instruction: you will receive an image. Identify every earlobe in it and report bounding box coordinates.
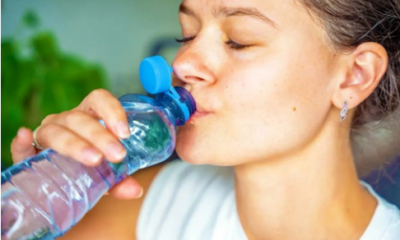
[332,42,388,110]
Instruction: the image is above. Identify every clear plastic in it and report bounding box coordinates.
[1,97,179,240]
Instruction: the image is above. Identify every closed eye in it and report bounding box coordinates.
[175,36,253,50]
[175,36,195,43]
[225,39,252,50]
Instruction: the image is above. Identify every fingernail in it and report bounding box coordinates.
[82,148,102,164]
[115,121,130,139]
[136,187,144,198]
[103,192,109,196]
[107,142,127,161]
[17,127,28,138]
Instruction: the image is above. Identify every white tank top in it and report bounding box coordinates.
[137,161,400,240]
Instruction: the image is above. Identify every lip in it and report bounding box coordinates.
[188,110,211,123]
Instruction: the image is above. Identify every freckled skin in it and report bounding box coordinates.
[174,0,338,166]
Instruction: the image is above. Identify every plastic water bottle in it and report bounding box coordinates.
[1,56,196,240]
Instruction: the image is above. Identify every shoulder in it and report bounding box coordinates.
[381,222,400,240]
[137,160,236,240]
[360,181,400,240]
[379,199,400,240]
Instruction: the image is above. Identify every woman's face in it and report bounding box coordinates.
[173,0,340,165]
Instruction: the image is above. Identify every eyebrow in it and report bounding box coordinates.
[179,3,276,27]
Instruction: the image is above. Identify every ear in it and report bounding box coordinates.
[332,42,388,110]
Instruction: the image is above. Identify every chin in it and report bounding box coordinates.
[175,122,254,166]
[175,135,205,165]
[175,132,241,166]
[175,125,214,165]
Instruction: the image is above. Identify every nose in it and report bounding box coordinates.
[172,42,217,89]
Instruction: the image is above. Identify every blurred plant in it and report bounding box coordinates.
[1,10,108,168]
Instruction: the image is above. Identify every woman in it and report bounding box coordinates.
[11,0,400,239]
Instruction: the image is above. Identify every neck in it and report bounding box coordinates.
[234,118,377,240]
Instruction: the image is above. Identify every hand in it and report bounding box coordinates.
[10,89,143,199]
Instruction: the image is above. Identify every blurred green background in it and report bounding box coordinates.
[1,0,182,168]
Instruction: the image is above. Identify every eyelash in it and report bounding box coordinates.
[175,36,252,50]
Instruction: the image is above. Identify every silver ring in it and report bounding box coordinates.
[32,126,45,150]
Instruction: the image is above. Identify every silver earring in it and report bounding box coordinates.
[339,101,348,122]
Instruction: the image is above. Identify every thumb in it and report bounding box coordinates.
[11,127,38,163]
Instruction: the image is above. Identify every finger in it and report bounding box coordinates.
[36,124,103,166]
[77,89,130,139]
[11,127,37,163]
[52,110,126,162]
[107,177,143,200]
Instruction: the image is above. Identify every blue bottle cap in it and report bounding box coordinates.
[139,55,173,94]
[139,56,196,125]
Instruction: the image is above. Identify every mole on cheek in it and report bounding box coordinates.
[293,107,297,111]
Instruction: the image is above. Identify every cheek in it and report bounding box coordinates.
[176,80,330,166]
[176,44,334,164]
[221,59,332,153]
[176,118,223,164]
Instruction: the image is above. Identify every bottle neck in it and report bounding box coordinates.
[155,93,186,126]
